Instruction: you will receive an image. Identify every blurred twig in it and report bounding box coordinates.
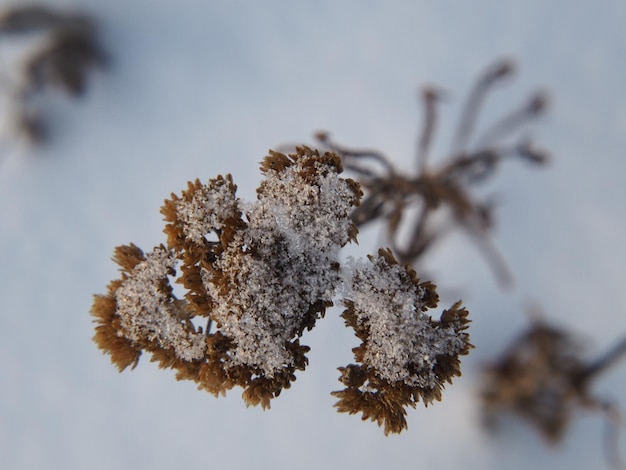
[0,4,106,146]
[482,316,626,469]
[315,58,548,287]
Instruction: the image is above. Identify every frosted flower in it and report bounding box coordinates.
[92,147,362,408]
[333,248,472,435]
[167,175,240,246]
[201,149,360,379]
[91,146,471,426]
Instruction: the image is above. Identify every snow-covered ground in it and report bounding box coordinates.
[1,1,625,469]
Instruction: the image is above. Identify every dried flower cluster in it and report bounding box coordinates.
[334,248,471,434]
[315,58,548,286]
[92,147,471,430]
[482,317,626,466]
[0,4,106,143]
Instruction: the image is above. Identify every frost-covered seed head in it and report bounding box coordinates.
[115,246,207,362]
[204,148,360,376]
[333,248,471,434]
[346,250,467,387]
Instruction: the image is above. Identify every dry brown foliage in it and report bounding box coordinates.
[482,316,626,467]
[0,4,106,143]
[92,148,363,408]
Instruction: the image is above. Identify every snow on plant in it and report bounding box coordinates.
[91,146,471,431]
[335,248,471,434]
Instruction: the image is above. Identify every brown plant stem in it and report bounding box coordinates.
[577,337,626,385]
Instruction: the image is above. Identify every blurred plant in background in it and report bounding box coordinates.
[315,58,548,288]
[308,58,625,466]
[0,4,106,144]
[482,312,626,468]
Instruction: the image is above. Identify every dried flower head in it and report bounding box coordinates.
[333,248,472,435]
[481,317,626,466]
[482,320,586,441]
[92,146,471,428]
[92,147,363,408]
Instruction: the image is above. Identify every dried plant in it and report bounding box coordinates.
[0,4,106,143]
[315,58,548,287]
[91,147,471,430]
[481,315,626,467]
[333,248,472,434]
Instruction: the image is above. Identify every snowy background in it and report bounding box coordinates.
[1,1,626,469]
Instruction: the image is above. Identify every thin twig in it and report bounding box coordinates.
[474,91,547,149]
[450,58,514,155]
[578,337,626,384]
[416,87,439,173]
